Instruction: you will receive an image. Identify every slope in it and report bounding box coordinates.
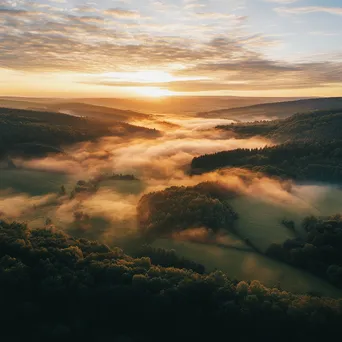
[198,97,342,121]
[217,108,342,143]
[0,107,159,158]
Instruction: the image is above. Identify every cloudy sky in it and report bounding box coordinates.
[0,0,341,97]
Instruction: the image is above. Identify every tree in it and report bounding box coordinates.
[59,185,66,196]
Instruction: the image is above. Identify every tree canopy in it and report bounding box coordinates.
[1,220,342,341]
[267,214,342,288]
[137,182,238,238]
[0,107,159,158]
[192,140,342,182]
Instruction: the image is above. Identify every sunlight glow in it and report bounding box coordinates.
[133,86,174,97]
[102,70,175,83]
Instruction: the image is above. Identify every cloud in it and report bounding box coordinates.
[104,8,142,18]
[0,192,57,218]
[0,7,41,17]
[192,12,246,21]
[0,1,341,93]
[265,0,300,3]
[275,6,342,16]
[74,6,99,14]
[83,57,342,92]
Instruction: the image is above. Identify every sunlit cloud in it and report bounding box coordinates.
[0,0,341,97]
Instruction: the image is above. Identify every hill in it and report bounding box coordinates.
[47,102,151,122]
[0,220,341,341]
[198,97,342,121]
[137,183,238,238]
[191,140,342,182]
[267,214,342,289]
[0,98,151,123]
[217,108,342,143]
[191,108,342,181]
[0,107,158,158]
[0,96,302,115]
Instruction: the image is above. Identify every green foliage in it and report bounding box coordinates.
[192,140,342,182]
[267,215,342,288]
[193,109,342,182]
[137,182,238,238]
[93,173,139,182]
[133,245,205,274]
[220,109,342,142]
[1,220,342,341]
[0,107,158,158]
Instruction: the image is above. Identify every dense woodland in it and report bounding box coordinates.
[267,215,342,288]
[0,107,158,158]
[192,109,342,182]
[191,140,342,182]
[217,109,342,143]
[1,220,342,342]
[137,182,238,238]
[132,245,206,274]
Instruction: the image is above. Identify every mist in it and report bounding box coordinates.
[2,115,340,239]
[2,111,342,296]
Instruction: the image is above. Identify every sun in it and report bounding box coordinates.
[134,86,174,98]
[99,70,177,97]
[101,70,174,84]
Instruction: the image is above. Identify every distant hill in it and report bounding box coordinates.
[0,98,151,123]
[0,107,159,158]
[198,97,342,121]
[75,96,303,115]
[48,102,151,122]
[217,108,342,143]
[192,108,342,182]
[191,140,342,183]
[0,96,302,115]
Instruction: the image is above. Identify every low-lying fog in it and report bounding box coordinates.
[1,114,342,297]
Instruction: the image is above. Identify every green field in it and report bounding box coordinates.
[0,169,70,196]
[151,184,342,297]
[153,238,342,298]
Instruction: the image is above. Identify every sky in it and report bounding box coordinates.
[0,0,341,98]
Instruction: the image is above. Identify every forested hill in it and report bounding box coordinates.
[0,107,158,158]
[198,97,342,121]
[0,98,151,123]
[217,108,342,143]
[191,140,342,182]
[47,102,151,122]
[1,220,342,341]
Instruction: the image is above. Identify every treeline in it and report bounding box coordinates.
[198,97,342,121]
[132,245,205,274]
[93,173,139,182]
[267,215,342,288]
[191,140,342,182]
[0,107,158,158]
[217,108,342,142]
[137,182,238,238]
[1,220,342,341]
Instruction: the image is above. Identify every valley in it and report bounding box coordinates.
[2,97,342,298]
